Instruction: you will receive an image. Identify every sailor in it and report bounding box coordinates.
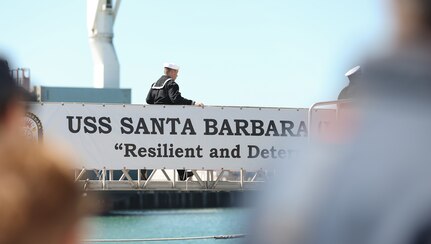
[146,63,203,181]
[338,65,361,100]
[146,63,204,106]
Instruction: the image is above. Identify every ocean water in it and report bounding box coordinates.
[85,208,250,244]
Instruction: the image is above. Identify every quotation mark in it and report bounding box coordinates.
[114,143,124,150]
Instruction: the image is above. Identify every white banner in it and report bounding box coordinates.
[26,103,330,170]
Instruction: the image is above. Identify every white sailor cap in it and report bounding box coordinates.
[345,65,361,78]
[164,63,180,71]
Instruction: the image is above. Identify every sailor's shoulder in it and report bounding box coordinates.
[152,76,172,89]
[166,80,179,87]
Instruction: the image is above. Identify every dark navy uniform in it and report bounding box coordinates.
[146,75,194,105]
[338,86,354,100]
[338,66,361,100]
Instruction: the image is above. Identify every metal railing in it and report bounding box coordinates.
[308,99,352,140]
[75,168,268,192]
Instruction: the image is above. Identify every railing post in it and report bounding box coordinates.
[240,168,244,189]
[109,170,113,181]
[102,167,106,190]
[172,169,176,189]
[206,170,210,189]
[137,169,142,189]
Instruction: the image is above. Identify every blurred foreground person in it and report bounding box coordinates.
[0,140,86,244]
[0,58,88,244]
[0,58,27,135]
[249,0,431,244]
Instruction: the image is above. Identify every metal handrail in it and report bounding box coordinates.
[308,99,352,140]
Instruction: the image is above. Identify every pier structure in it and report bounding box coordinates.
[75,168,267,192]
[76,168,266,209]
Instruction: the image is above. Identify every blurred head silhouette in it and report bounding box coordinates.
[0,57,86,244]
[0,58,27,135]
[0,140,86,244]
[392,0,431,43]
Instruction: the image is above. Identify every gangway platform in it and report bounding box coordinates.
[75,168,267,192]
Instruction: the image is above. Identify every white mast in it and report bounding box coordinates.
[87,0,121,88]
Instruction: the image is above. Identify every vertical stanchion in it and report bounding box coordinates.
[173,169,176,189]
[102,167,106,190]
[206,170,210,189]
[185,169,188,191]
[240,168,244,189]
[109,170,113,181]
[137,169,142,189]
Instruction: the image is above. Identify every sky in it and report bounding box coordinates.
[0,0,391,108]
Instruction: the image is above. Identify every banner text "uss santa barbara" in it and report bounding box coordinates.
[66,116,308,137]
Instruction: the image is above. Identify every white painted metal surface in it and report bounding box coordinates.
[87,0,121,88]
